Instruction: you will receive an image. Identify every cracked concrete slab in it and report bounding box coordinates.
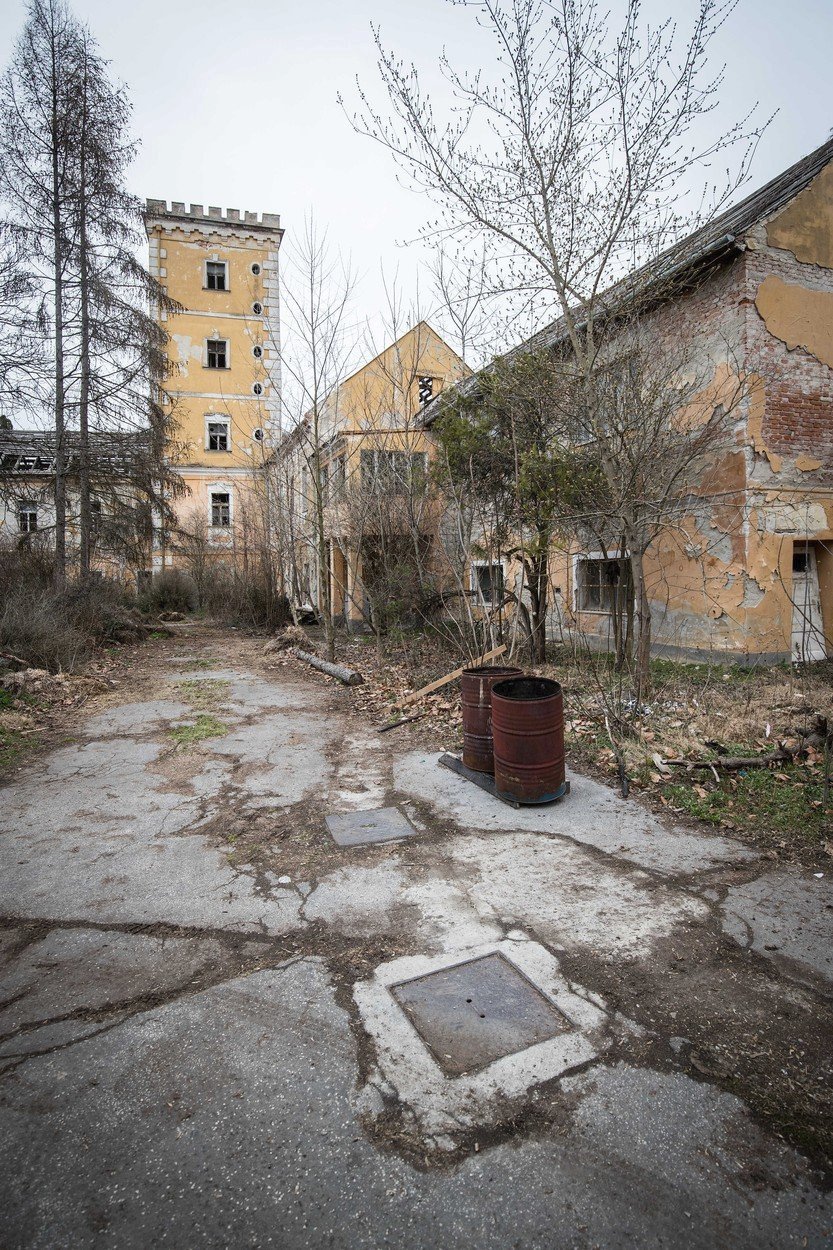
[721,869,833,980]
[396,750,757,876]
[0,958,827,1249]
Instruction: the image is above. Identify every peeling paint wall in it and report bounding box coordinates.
[551,157,833,661]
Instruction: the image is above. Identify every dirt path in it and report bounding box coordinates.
[0,626,831,1249]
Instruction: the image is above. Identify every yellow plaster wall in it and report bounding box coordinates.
[754,276,833,369]
[766,162,833,268]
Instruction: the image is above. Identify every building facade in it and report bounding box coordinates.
[144,201,283,569]
[424,140,833,663]
[276,322,470,629]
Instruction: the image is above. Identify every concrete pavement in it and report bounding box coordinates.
[0,629,831,1248]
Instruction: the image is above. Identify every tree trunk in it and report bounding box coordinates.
[50,35,66,590]
[77,70,92,580]
[630,546,652,702]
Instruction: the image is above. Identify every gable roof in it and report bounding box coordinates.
[422,136,833,422]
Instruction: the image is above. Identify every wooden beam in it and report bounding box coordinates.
[394,644,508,709]
[292,648,364,687]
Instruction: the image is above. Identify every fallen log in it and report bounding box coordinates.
[661,745,794,772]
[292,648,364,687]
[394,644,508,709]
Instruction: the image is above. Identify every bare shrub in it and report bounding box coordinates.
[138,569,198,616]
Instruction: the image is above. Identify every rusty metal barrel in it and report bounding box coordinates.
[491,676,567,804]
[461,665,523,774]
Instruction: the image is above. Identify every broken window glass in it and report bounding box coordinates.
[576,557,632,613]
[207,420,229,452]
[211,492,231,527]
[206,339,228,369]
[206,261,227,291]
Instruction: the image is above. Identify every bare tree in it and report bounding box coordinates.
[347,0,764,689]
[278,216,357,662]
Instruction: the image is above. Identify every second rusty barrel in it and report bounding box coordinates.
[461,665,523,773]
[491,676,566,804]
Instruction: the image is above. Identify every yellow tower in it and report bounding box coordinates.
[144,200,283,568]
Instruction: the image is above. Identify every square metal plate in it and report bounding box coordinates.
[390,952,570,1076]
[325,806,417,847]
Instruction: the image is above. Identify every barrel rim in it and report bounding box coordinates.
[491,675,563,701]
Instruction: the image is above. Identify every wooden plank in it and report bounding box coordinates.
[393,644,508,709]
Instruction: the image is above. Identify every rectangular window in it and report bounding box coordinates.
[207,420,230,452]
[576,556,633,614]
[473,562,504,605]
[206,339,228,369]
[90,499,102,534]
[206,261,227,291]
[18,500,38,533]
[210,492,231,528]
[361,449,424,492]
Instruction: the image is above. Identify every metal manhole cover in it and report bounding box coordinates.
[325,806,417,847]
[390,952,570,1076]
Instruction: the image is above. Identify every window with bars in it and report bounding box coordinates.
[18,500,38,532]
[206,339,228,369]
[210,491,231,527]
[206,261,227,291]
[207,420,229,452]
[575,556,633,613]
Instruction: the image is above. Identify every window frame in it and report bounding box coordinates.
[206,416,231,453]
[204,259,228,292]
[471,559,505,607]
[572,552,633,615]
[17,499,38,533]
[209,488,232,530]
[205,338,229,370]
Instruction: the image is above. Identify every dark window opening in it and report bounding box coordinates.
[206,339,228,369]
[208,421,229,452]
[474,562,504,604]
[18,500,38,533]
[792,547,810,574]
[576,557,633,613]
[206,261,227,291]
[90,499,102,534]
[211,492,231,527]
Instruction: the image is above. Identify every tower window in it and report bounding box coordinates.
[205,261,227,291]
[206,339,228,369]
[252,344,263,359]
[18,500,38,532]
[207,419,230,452]
[252,382,263,396]
[252,301,263,316]
[251,263,261,276]
[210,491,231,528]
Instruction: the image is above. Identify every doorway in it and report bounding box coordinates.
[791,543,827,662]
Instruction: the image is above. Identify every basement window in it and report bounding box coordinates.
[575,555,632,614]
[472,561,504,605]
[207,419,230,452]
[210,491,231,528]
[205,260,227,291]
[18,500,38,532]
[206,339,228,369]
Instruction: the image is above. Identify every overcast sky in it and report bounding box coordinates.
[1,0,832,363]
